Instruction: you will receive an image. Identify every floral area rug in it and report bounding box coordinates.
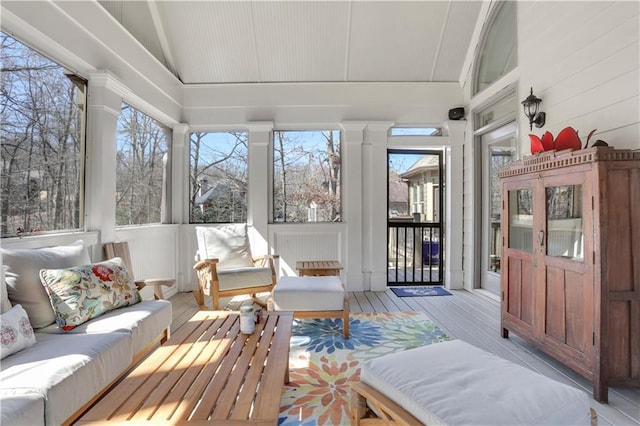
[278,311,450,425]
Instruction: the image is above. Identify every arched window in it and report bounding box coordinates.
[474,1,517,95]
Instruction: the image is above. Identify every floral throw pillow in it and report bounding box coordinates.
[1,304,36,359]
[39,257,141,331]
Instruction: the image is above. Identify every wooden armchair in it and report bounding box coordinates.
[104,241,175,299]
[193,224,278,310]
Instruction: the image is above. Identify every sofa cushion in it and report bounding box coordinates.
[0,388,45,426]
[0,304,36,359]
[38,300,172,356]
[2,240,90,328]
[196,224,254,269]
[39,257,141,331]
[0,331,132,426]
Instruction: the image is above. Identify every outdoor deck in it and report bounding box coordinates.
[169,289,639,426]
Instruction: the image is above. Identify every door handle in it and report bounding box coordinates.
[537,230,544,246]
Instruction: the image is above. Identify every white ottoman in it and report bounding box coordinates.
[271,276,349,338]
[353,339,594,425]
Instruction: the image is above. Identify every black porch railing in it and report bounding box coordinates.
[388,221,442,284]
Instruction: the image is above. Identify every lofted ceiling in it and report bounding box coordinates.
[97,0,483,85]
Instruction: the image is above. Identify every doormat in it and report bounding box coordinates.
[390,286,452,297]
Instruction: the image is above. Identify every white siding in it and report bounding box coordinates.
[462,0,639,292]
[518,1,639,151]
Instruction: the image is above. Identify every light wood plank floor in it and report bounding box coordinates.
[169,290,639,425]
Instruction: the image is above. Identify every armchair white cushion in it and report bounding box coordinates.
[195,224,254,269]
[194,224,277,309]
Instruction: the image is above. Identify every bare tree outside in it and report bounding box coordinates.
[1,32,85,237]
[273,130,341,222]
[115,103,169,226]
[189,132,248,223]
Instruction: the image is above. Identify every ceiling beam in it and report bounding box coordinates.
[147,0,178,80]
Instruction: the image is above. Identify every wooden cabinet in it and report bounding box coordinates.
[499,147,640,403]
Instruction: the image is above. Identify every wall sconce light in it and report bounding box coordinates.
[521,87,546,131]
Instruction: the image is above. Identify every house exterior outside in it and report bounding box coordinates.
[399,155,441,223]
[1,1,638,302]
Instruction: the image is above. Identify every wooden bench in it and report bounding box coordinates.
[77,310,293,424]
[352,340,596,425]
[271,275,349,339]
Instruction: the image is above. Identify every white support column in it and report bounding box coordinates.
[341,122,367,291]
[443,120,465,289]
[246,121,274,255]
[85,73,123,253]
[172,124,189,225]
[363,122,394,291]
[171,123,189,291]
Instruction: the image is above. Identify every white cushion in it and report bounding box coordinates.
[217,266,274,292]
[1,241,90,328]
[273,276,344,311]
[0,331,132,426]
[38,300,172,356]
[0,389,45,426]
[360,339,592,426]
[1,253,13,314]
[196,224,254,269]
[0,304,36,359]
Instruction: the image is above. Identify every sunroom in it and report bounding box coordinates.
[1,1,638,425]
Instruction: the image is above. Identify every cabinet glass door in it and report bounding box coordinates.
[545,185,583,261]
[540,177,591,364]
[508,188,533,253]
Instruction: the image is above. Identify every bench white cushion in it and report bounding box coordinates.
[360,339,591,425]
[273,276,344,311]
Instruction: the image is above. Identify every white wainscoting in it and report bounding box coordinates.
[114,225,180,300]
[271,227,343,279]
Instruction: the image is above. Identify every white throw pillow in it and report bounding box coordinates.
[1,253,13,313]
[195,224,254,270]
[0,275,12,314]
[1,240,91,328]
[0,304,36,359]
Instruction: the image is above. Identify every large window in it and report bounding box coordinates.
[1,33,86,237]
[390,126,442,136]
[189,132,248,223]
[116,103,170,226]
[474,1,517,95]
[273,130,341,223]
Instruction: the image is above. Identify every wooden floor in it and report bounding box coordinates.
[169,290,639,426]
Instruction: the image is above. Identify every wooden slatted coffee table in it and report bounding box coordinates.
[77,310,293,424]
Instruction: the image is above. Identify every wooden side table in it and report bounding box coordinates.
[296,260,343,276]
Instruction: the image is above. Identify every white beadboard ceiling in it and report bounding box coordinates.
[97,0,483,85]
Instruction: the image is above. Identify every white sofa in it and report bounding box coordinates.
[0,241,172,426]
